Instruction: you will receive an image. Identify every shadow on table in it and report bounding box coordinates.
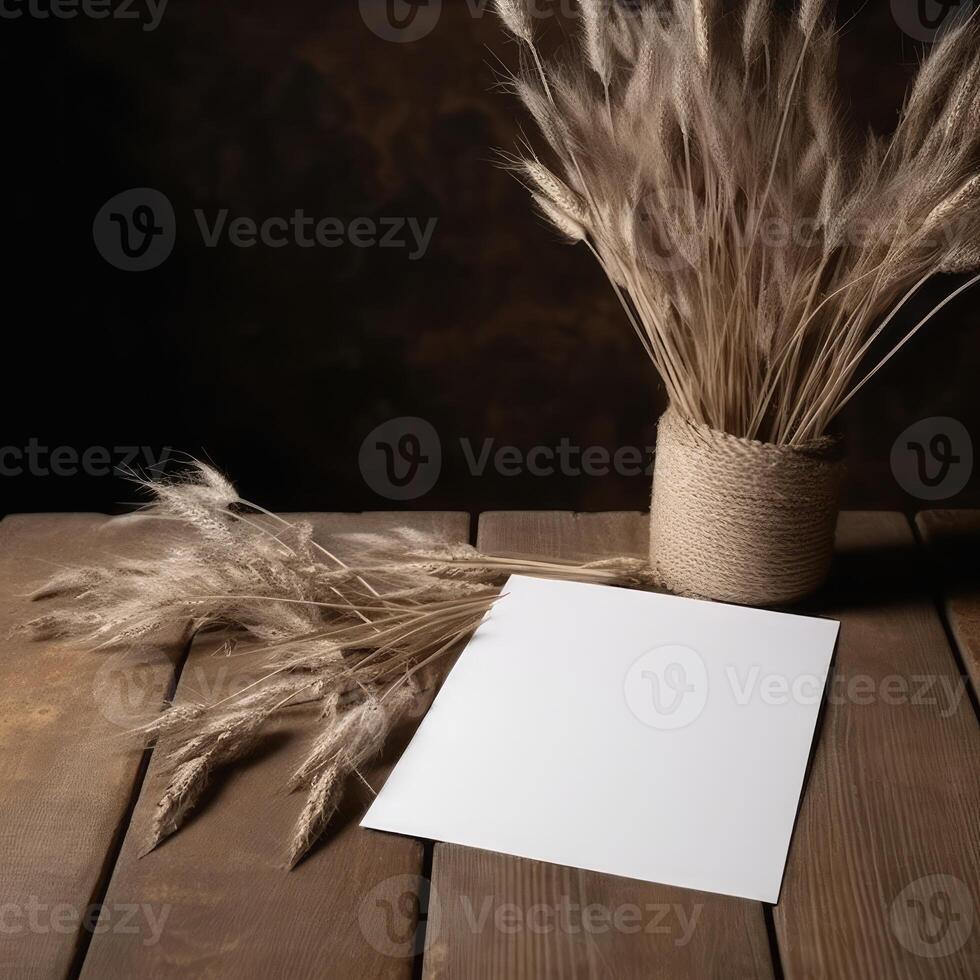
[804,519,980,613]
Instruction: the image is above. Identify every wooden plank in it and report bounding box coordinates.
[426,846,771,980]
[472,511,649,563]
[80,512,469,980]
[916,509,980,699]
[423,511,774,980]
[775,512,980,979]
[0,514,190,980]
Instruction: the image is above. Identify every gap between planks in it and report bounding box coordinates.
[422,511,775,980]
[0,514,193,980]
[915,509,980,712]
[78,512,470,980]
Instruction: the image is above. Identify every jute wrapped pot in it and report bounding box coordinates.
[650,408,844,606]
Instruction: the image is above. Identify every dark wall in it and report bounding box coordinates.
[2,0,977,518]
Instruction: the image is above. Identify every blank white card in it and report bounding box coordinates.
[362,575,839,903]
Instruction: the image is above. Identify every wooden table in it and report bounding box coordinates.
[1,510,977,979]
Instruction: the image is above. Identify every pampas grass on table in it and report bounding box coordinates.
[20,465,655,866]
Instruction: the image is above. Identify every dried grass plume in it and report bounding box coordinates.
[20,464,656,866]
[496,0,980,443]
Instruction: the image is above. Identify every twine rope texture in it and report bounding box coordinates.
[650,408,844,606]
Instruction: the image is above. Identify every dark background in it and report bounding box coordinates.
[1,0,977,519]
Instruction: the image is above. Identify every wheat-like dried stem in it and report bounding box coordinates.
[494,0,980,443]
[21,463,657,863]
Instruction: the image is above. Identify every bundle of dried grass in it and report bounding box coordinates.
[496,0,980,443]
[20,464,655,866]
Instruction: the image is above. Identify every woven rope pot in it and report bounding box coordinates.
[650,408,845,606]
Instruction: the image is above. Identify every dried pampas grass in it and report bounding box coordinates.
[20,464,655,866]
[495,0,980,444]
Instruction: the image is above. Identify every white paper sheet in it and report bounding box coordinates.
[362,575,839,903]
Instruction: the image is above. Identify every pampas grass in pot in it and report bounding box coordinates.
[494,0,980,604]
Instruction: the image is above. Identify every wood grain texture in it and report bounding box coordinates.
[476,511,650,563]
[915,509,980,699]
[425,846,772,980]
[422,511,774,980]
[0,514,190,980]
[80,512,469,980]
[775,512,980,979]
